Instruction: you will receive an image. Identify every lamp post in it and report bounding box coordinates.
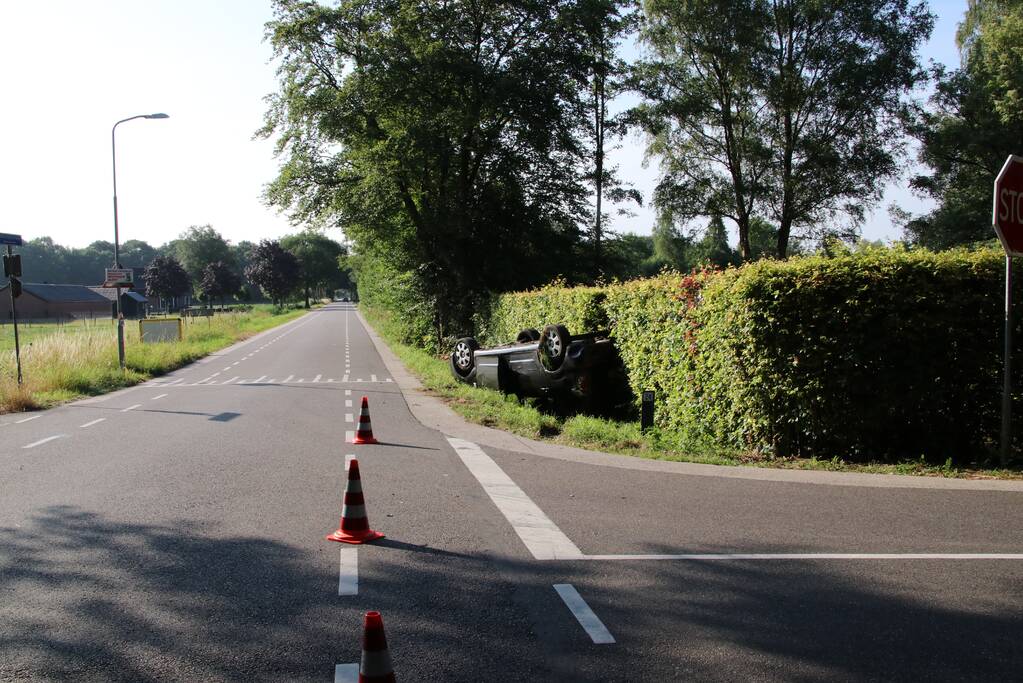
[111,113,168,369]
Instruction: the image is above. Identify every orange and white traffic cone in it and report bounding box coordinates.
[353,396,378,444]
[327,458,385,544]
[359,611,395,683]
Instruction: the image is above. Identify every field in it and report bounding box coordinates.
[0,306,309,413]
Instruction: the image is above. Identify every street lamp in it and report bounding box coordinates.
[111,113,169,369]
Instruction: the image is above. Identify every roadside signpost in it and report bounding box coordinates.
[994,155,1023,466]
[103,267,134,288]
[1,233,24,385]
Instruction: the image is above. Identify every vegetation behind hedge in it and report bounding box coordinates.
[476,281,609,347]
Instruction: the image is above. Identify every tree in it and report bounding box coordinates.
[144,256,191,307]
[173,225,234,287]
[244,240,300,308]
[281,231,346,308]
[691,216,739,267]
[261,0,600,341]
[633,0,932,259]
[903,0,1023,249]
[198,261,242,308]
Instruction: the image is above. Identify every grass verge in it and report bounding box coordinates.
[0,305,311,413]
[364,306,1022,480]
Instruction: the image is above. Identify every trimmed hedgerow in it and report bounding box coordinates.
[605,248,1020,463]
[477,280,609,346]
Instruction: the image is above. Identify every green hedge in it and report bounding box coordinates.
[605,248,1019,462]
[477,281,609,346]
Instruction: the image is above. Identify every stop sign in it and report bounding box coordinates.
[994,154,1023,256]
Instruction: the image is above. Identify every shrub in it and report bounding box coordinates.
[477,280,609,346]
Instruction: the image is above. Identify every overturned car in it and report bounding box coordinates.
[449,324,629,413]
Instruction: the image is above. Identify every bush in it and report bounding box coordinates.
[477,280,609,346]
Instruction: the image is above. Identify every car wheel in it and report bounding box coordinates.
[516,328,541,343]
[538,324,571,372]
[450,337,479,380]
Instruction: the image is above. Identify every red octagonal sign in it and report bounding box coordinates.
[994,154,1023,256]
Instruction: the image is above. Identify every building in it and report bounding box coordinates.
[0,283,111,321]
[89,287,149,319]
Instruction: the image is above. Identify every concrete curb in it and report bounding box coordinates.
[357,309,1023,492]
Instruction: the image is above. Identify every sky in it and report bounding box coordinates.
[0,0,968,255]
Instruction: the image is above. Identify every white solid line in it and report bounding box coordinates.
[447,438,583,560]
[338,547,358,596]
[79,418,106,428]
[151,393,168,400]
[371,374,377,382]
[345,413,354,423]
[15,415,41,424]
[314,374,322,383]
[345,399,353,408]
[121,404,142,412]
[346,430,355,443]
[334,662,358,683]
[580,553,1023,561]
[23,435,66,449]
[554,584,615,644]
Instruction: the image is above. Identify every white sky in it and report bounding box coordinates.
[0,0,966,252]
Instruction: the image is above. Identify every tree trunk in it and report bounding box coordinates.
[304,286,310,309]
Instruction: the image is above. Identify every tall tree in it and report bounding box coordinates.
[144,256,191,306]
[281,231,346,308]
[198,261,242,308]
[261,0,597,341]
[173,225,234,287]
[903,0,1023,249]
[244,239,300,308]
[633,0,932,259]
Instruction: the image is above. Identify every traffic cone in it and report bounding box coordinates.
[353,396,378,444]
[327,458,384,544]
[359,611,396,683]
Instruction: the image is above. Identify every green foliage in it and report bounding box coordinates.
[632,0,932,257]
[198,261,242,305]
[281,230,348,308]
[172,225,234,288]
[479,281,609,346]
[144,255,191,301]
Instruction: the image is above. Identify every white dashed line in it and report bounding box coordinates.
[223,377,239,385]
[314,374,322,383]
[15,415,41,424]
[345,413,354,423]
[121,404,142,412]
[334,663,358,683]
[284,375,293,383]
[342,375,349,382]
[79,419,106,428]
[151,394,168,400]
[345,390,352,396]
[338,547,358,596]
[553,584,615,644]
[345,430,354,442]
[345,399,353,408]
[23,435,66,449]
[371,374,377,382]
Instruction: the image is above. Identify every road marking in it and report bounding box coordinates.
[554,584,615,644]
[342,375,349,382]
[79,418,106,428]
[284,375,293,383]
[345,399,353,408]
[223,377,239,384]
[15,415,41,424]
[163,378,184,386]
[334,663,358,683]
[345,454,354,469]
[151,394,168,400]
[210,372,221,378]
[223,366,231,371]
[314,374,322,383]
[338,547,358,596]
[345,413,354,423]
[371,374,377,382]
[23,435,66,449]
[580,553,1023,561]
[345,390,352,396]
[232,362,239,366]
[385,378,393,383]
[346,430,354,442]
[253,375,267,384]
[121,404,142,412]
[447,438,583,560]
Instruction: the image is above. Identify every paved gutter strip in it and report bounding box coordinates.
[553,584,616,644]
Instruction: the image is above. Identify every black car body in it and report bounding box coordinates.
[450,324,627,412]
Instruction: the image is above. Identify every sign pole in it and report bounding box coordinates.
[1002,257,1013,466]
[7,245,22,386]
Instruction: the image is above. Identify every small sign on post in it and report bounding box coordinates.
[641,390,655,431]
[994,154,1023,467]
[3,235,24,385]
[0,233,24,247]
[103,268,134,288]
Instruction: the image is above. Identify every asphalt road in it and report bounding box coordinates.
[1,303,1021,682]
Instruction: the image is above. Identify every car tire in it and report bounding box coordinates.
[538,324,571,373]
[450,337,479,380]
[516,328,541,343]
